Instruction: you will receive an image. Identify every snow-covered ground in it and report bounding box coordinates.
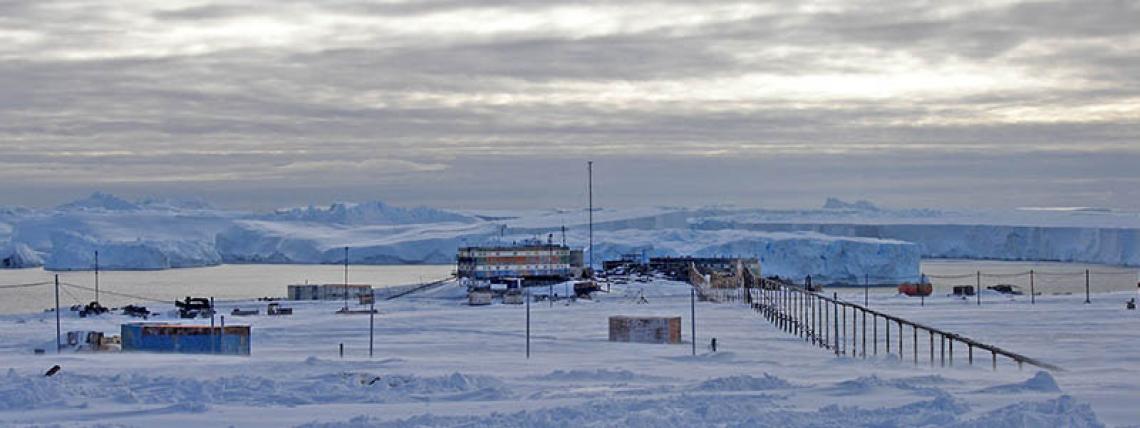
[1,280,1132,427]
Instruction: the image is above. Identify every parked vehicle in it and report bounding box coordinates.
[988,284,1024,295]
[898,282,933,297]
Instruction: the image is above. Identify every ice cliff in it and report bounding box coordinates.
[4,193,1138,282]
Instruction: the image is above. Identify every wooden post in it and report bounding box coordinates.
[897,320,903,357]
[94,250,99,305]
[949,339,954,367]
[913,326,917,364]
[848,304,854,355]
[1030,270,1035,304]
[527,286,531,359]
[810,293,816,345]
[210,297,216,354]
[220,315,226,355]
[344,246,349,312]
[1085,269,1091,304]
[801,290,806,340]
[369,296,375,358]
[54,275,61,354]
[992,350,997,371]
[968,344,973,365]
[873,314,877,355]
[886,316,891,354]
[976,271,981,306]
[690,288,696,356]
[929,331,934,366]
[940,334,945,367]
[825,296,834,349]
[832,293,839,355]
[841,302,846,355]
[861,309,866,358]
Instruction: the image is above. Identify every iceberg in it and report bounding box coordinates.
[585,229,920,284]
[4,193,1137,279]
[0,242,43,268]
[45,231,221,270]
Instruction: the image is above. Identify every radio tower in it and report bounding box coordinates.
[588,161,594,273]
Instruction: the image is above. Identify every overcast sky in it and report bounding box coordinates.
[2,0,1138,211]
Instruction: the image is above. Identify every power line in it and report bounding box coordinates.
[58,283,86,306]
[980,271,1032,278]
[60,282,168,304]
[921,275,975,281]
[0,281,52,289]
[1033,271,1088,277]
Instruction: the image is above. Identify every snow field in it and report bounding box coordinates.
[0,280,1121,427]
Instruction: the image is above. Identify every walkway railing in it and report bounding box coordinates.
[749,278,1062,372]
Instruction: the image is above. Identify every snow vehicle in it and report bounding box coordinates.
[898,282,933,297]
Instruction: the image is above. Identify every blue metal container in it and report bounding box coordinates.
[121,323,251,355]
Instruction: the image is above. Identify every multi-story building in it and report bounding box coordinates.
[457,241,584,284]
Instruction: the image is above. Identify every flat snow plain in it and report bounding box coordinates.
[1,280,1133,427]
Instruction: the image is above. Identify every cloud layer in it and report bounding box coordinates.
[2,0,1138,210]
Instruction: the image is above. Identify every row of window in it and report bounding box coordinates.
[460,250,571,257]
[471,264,571,271]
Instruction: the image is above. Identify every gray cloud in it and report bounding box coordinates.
[0,0,1137,211]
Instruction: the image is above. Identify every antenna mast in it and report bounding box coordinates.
[343,246,349,311]
[588,161,593,272]
[94,250,100,304]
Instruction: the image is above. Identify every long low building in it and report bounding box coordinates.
[457,241,584,284]
[287,284,373,301]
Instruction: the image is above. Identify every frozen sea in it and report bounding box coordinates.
[0,264,454,315]
[2,260,1136,315]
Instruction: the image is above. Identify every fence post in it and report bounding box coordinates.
[913,326,917,365]
[1030,270,1035,305]
[852,306,858,356]
[810,293,816,345]
[992,350,997,371]
[690,288,696,356]
[929,331,934,366]
[949,339,954,366]
[873,314,877,355]
[886,316,891,354]
[897,320,903,357]
[861,309,866,358]
[797,289,803,338]
[54,275,61,354]
[841,302,847,354]
[832,293,839,355]
[968,344,973,365]
[976,271,981,306]
[531,286,535,360]
[220,315,225,355]
[825,294,834,349]
[369,297,375,358]
[940,334,945,367]
[802,291,808,341]
[1085,269,1091,304]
